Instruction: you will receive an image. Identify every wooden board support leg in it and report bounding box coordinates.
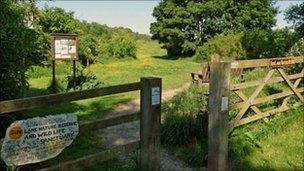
[208,62,231,171]
[140,77,161,171]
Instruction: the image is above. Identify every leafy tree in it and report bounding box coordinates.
[242,29,299,59]
[78,21,110,38]
[285,2,304,36]
[98,29,137,60]
[37,7,78,34]
[194,32,245,62]
[288,38,304,56]
[0,0,43,100]
[78,34,99,66]
[151,0,277,56]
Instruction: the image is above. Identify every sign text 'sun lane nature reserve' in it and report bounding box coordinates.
[1,114,79,166]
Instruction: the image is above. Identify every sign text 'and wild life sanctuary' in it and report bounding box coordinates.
[1,114,79,166]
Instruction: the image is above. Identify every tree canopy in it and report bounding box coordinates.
[150,0,277,56]
[285,2,304,36]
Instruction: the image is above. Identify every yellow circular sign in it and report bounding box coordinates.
[8,125,23,140]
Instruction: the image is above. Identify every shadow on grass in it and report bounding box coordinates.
[153,55,180,60]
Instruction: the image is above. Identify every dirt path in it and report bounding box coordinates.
[98,83,192,170]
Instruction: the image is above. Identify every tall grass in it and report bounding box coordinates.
[161,82,303,169]
[161,84,208,146]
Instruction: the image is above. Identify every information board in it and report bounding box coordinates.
[51,34,78,60]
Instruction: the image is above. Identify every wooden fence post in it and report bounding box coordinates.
[208,62,231,171]
[140,77,162,171]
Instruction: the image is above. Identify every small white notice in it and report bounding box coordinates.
[221,97,229,111]
[151,87,160,105]
[1,114,79,166]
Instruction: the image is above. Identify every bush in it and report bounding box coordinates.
[78,34,99,65]
[98,29,137,60]
[194,32,245,62]
[288,37,304,56]
[242,29,299,59]
[66,70,103,91]
[161,85,208,146]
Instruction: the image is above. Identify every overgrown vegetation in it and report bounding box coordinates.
[161,85,208,146]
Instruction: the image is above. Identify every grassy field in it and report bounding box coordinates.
[24,39,200,122]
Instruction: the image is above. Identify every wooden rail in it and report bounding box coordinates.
[0,113,140,147]
[229,60,303,131]
[0,82,141,114]
[231,71,303,90]
[230,56,303,69]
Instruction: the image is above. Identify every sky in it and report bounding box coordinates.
[37,0,303,35]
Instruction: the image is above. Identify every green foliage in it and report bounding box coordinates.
[242,29,300,59]
[288,37,304,56]
[78,34,99,65]
[37,7,77,34]
[161,85,208,146]
[66,70,103,91]
[285,2,304,36]
[229,107,304,170]
[176,142,207,167]
[0,0,44,100]
[194,28,299,62]
[151,0,277,56]
[99,29,136,58]
[98,29,137,60]
[194,32,245,62]
[78,21,110,38]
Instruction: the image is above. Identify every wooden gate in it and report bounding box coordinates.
[207,56,303,170]
[0,77,162,171]
[229,56,303,132]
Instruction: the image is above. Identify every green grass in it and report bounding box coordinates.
[229,107,304,170]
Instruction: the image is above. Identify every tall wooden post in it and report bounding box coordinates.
[52,60,56,84]
[73,60,76,90]
[21,56,26,98]
[140,77,161,171]
[208,62,231,171]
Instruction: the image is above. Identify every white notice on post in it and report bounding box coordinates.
[151,87,160,105]
[1,114,79,166]
[221,97,229,111]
